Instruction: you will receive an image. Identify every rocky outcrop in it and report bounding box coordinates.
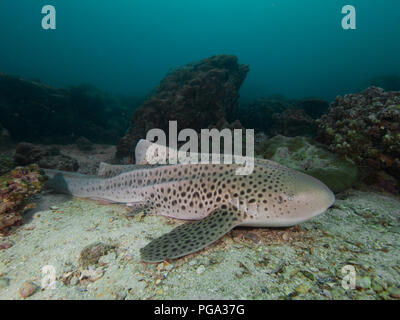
[230,98,297,134]
[230,97,327,137]
[0,122,11,147]
[271,109,316,137]
[0,74,136,144]
[14,142,79,172]
[298,98,330,119]
[260,135,358,193]
[317,87,400,193]
[116,55,249,159]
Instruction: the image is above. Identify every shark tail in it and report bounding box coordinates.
[42,169,102,197]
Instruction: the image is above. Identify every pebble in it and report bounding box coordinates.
[388,287,400,299]
[330,287,344,299]
[70,276,79,286]
[282,233,289,241]
[243,233,260,243]
[372,280,384,293]
[165,264,174,271]
[301,270,315,281]
[79,268,104,282]
[98,252,117,266]
[156,288,164,295]
[0,240,13,250]
[295,282,312,295]
[156,263,164,271]
[189,259,197,266]
[0,277,9,289]
[359,277,371,289]
[197,265,206,275]
[79,242,114,268]
[50,206,59,210]
[18,281,37,299]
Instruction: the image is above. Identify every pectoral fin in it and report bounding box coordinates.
[140,205,242,263]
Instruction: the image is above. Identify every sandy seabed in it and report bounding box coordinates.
[0,144,400,300]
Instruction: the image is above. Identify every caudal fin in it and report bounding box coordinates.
[43,170,72,195]
[42,169,101,196]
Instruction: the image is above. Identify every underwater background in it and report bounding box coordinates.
[0,0,400,300]
[0,0,400,100]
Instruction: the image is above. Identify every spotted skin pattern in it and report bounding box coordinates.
[44,158,335,262]
[140,204,242,262]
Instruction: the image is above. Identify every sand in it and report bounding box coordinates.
[0,144,399,300]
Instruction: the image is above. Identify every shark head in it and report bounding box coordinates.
[278,171,335,225]
[239,164,335,227]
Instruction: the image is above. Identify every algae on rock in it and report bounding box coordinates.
[262,135,358,193]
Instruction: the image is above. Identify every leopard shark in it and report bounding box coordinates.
[44,140,335,263]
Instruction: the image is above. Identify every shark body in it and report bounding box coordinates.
[44,143,335,262]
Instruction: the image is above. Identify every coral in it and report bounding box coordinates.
[261,135,358,193]
[116,55,249,159]
[14,142,79,171]
[317,87,400,192]
[0,164,45,235]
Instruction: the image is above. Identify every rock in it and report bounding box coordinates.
[0,153,15,176]
[230,98,297,134]
[18,281,37,298]
[14,142,50,165]
[196,265,206,275]
[298,98,330,119]
[0,74,135,144]
[358,277,372,289]
[14,142,79,172]
[0,239,14,250]
[295,282,312,295]
[79,242,115,268]
[76,136,93,152]
[116,54,249,159]
[271,108,317,137]
[38,154,79,172]
[372,280,384,293]
[98,252,117,265]
[388,287,400,299]
[230,97,328,136]
[79,268,104,282]
[0,123,11,146]
[0,277,9,289]
[363,75,400,92]
[317,86,400,192]
[262,135,358,193]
